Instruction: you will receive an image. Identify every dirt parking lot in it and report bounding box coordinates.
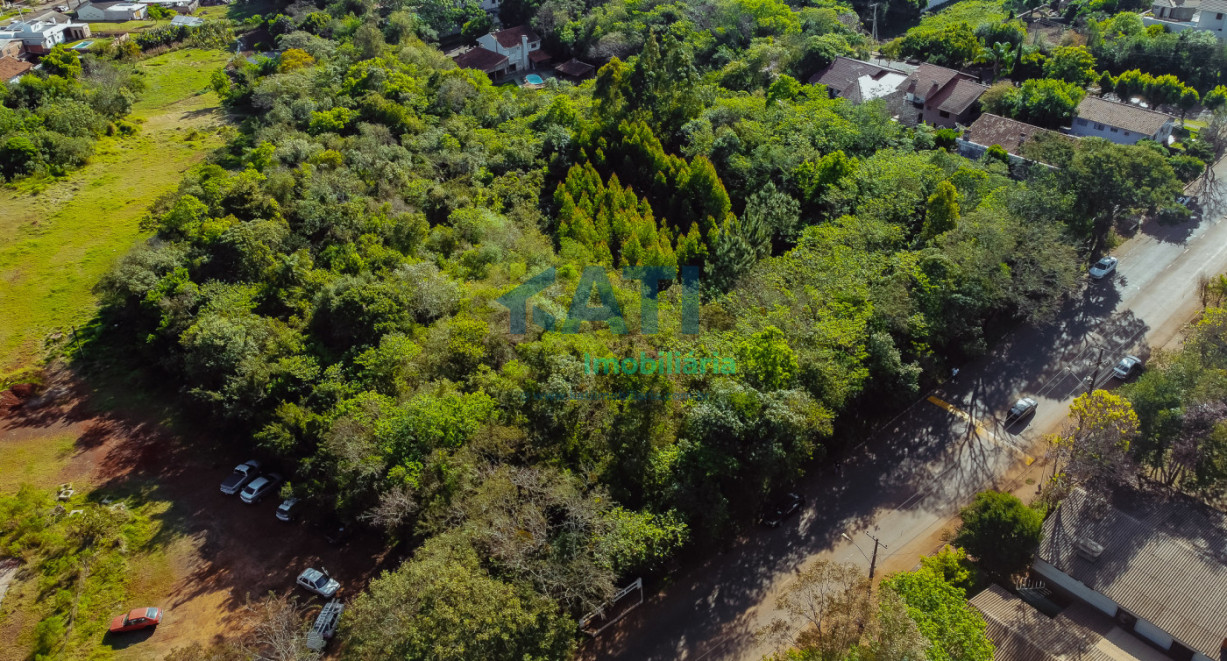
[0,368,398,659]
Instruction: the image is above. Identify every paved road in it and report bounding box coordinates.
[586,162,1227,661]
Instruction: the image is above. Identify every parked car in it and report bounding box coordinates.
[239,473,282,504]
[220,460,261,495]
[297,568,340,598]
[307,600,344,652]
[1007,397,1038,421]
[109,607,162,634]
[1089,256,1118,280]
[276,497,300,522]
[1113,355,1143,380]
[759,492,804,528]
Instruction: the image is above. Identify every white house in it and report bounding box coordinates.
[1033,487,1227,661]
[1144,0,1227,38]
[76,1,148,21]
[0,19,90,54]
[1069,96,1175,145]
[475,25,544,74]
[141,0,201,14]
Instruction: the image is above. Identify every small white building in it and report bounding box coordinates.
[170,14,203,26]
[1144,0,1227,38]
[1068,96,1174,145]
[0,19,90,54]
[76,1,148,21]
[475,25,544,74]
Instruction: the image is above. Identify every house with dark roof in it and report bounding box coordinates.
[959,113,1078,166]
[1070,96,1175,145]
[0,38,25,60]
[452,46,509,77]
[474,25,544,74]
[1033,487,1227,661]
[898,63,986,128]
[808,56,908,104]
[1144,0,1227,38]
[553,58,595,81]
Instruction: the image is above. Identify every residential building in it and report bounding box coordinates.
[808,56,908,104]
[1069,96,1175,145]
[1144,0,1227,38]
[452,46,508,77]
[0,20,90,54]
[959,113,1078,166]
[0,38,25,59]
[553,58,595,82]
[26,10,73,24]
[0,56,33,83]
[475,25,544,74]
[76,1,147,21]
[141,0,201,14]
[170,14,204,26]
[1033,486,1227,661]
[898,63,987,128]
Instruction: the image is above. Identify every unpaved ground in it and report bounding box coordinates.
[0,368,398,659]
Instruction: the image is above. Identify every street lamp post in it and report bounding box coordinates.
[842,532,888,579]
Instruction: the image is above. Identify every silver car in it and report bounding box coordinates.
[297,568,340,598]
[1113,355,1142,379]
[239,473,281,504]
[1008,397,1037,421]
[1089,256,1118,280]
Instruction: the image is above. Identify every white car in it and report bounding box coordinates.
[1113,355,1142,379]
[1089,256,1118,280]
[297,568,340,598]
[1007,397,1038,421]
[239,473,281,504]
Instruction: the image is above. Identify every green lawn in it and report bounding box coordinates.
[912,0,1007,31]
[0,49,231,371]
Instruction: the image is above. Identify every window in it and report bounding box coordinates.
[1218,12,1224,18]
[1077,118,1088,125]
[939,110,950,118]
[1110,127,1119,133]
[1094,123,1106,130]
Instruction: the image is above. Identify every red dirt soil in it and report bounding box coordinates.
[0,367,399,660]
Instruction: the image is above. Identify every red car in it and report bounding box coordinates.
[109,607,162,633]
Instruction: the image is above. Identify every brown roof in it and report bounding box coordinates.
[554,58,594,78]
[452,47,507,73]
[1076,96,1172,136]
[928,77,986,115]
[528,49,551,63]
[0,57,33,81]
[492,25,540,49]
[808,56,907,102]
[970,586,1117,661]
[1037,487,1227,659]
[963,113,1077,157]
[902,62,973,101]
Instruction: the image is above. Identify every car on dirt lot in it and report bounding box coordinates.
[220,460,261,495]
[109,607,162,634]
[276,497,300,522]
[240,473,282,504]
[297,568,340,598]
[1113,355,1143,380]
[1088,256,1118,280]
[759,492,804,528]
[1007,397,1038,421]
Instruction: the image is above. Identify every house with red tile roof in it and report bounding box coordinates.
[898,63,987,128]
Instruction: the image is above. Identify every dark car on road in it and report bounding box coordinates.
[1007,397,1038,422]
[759,493,804,528]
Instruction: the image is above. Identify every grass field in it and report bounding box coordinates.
[0,48,231,372]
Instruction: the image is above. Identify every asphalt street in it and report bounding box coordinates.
[585,159,1227,661]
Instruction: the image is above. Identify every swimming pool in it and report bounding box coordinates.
[524,74,544,85]
[71,41,94,50]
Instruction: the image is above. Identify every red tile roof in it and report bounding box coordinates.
[0,57,33,82]
[492,25,540,49]
[929,77,986,115]
[963,113,1077,160]
[1076,96,1173,136]
[452,47,507,73]
[554,58,594,78]
[528,49,551,63]
[808,56,907,102]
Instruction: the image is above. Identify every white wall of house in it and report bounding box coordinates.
[474,33,539,72]
[1069,116,1172,145]
[1143,8,1227,38]
[1032,559,1121,616]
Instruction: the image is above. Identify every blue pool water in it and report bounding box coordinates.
[71,41,94,50]
[525,74,544,85]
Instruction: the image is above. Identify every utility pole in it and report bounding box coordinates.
[869,3,880,46]
[867,533,887,579]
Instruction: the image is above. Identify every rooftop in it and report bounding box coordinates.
[902,62,975,101]
[452,47,508,73]
[928,77,986,115]
[963,113,1078,159]
[809,56,908,104]
[1037,486,1227,659]
[491,25,540,49]
[1076,96,1173,136]
[0,57,33,81]
[554,58,595,78]
[971,585,1115,661]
